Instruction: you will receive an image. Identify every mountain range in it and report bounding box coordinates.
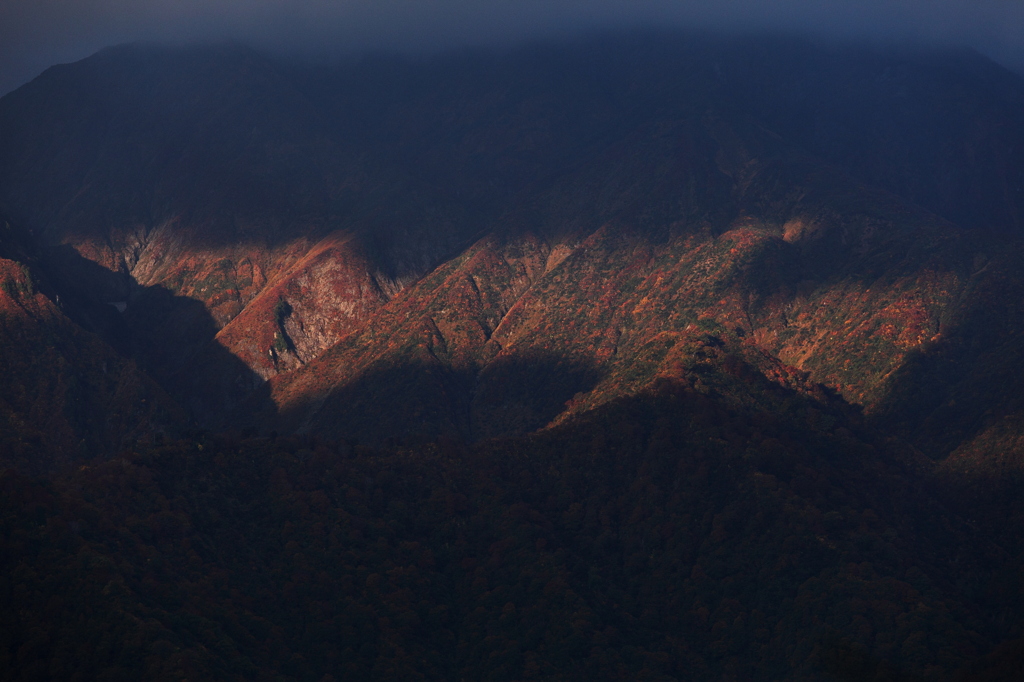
[3,32,1024,680]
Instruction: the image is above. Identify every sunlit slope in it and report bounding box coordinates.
[2,36,1023,435]
[262,114,985,455]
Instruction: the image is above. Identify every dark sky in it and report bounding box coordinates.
[2,0,1023,95]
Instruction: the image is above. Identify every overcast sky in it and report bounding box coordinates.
[2,0,1024,95]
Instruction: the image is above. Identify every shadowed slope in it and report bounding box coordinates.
[0,216,183,473]
[0,348,1000,681]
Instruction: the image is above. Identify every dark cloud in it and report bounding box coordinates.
[2,0,1023,94]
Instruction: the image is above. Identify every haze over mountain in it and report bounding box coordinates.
[5,32,1024,680]
[4,0,1024,96]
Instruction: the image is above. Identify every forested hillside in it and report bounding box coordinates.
[3,33,1024,680]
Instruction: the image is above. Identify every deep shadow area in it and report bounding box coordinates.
[470,354,605,441]
[266,353,604,446]
[0,364,1013,681]
[40,243,265,430]
[819,637,925,682]
[866,237,1024,458]
[44,243,137,354]
[0,218,187,474]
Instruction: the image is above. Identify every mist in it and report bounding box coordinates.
[2,0,1024,95]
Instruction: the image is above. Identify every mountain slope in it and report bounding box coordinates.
[0,215,182,473]
[2,35,1024,438]
[0,357,1000,681]
[5,32,1024,680]
[260,112,979,454]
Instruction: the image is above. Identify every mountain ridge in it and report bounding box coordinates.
[4,33,1024,680]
